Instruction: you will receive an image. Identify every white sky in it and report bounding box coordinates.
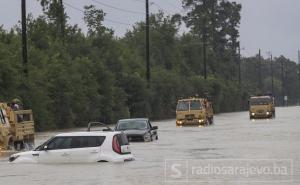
[0,0,299,63]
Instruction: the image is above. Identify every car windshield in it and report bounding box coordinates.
[176,101,189,111]
[250,97,272,105]
[34,137,54,151]
[117,120,147,130]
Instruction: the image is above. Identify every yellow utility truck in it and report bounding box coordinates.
[0,100,35,151]
[249,95,275,119]
[176,97,214,126]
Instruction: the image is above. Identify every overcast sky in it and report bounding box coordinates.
[0,0,299,63]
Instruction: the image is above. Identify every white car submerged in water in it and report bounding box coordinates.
[9,124,133,163]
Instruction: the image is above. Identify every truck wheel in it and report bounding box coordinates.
[14,141,24,151]
[7,138,14,150]
[209,117,214,125]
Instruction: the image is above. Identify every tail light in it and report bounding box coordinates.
[112,135,121,154]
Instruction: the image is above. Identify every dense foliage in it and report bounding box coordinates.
[0,0,299,130]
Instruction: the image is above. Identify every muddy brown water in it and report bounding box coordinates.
[0,107,299,185]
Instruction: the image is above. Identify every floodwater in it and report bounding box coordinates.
[0,106,299,185]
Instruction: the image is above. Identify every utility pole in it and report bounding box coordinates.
[21,0,28,76]
[145,0,150,87]
[280,58,285,106]
[298,50,300,105]
[202,0,207,80]
[203,35,207,79]
[59,0,65,42]
[258,49,262,90]
[238,44,241,86]
[270,54,274,95]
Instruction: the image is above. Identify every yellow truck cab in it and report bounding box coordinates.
[249,95,275,119]
[176,97,213,126]
[0,101,35,151]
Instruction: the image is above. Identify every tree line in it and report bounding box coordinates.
[0,0,299,131]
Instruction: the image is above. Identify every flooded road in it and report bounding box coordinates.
[0,106,299,185]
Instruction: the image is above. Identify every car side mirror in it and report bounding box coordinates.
[43,145,48,151]
[152,126,158,130]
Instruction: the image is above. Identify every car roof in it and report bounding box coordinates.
[118,118,149,122]
[55,131,120,137]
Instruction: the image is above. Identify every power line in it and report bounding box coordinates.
[129,0,144,3]
[150,2,171,14]
[63,2,132,26]
[130,0,180,14]
[64,2,83,13]
[128,0,171,14]
[159,0,182,12]
[92,0,144,15]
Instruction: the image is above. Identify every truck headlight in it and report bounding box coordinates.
[266,112,270,115]
[251,113,255,116]
[177,120,183,124]
[198,119,204,123]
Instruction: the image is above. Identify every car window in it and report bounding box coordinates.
[0,109,5,124]
[47,137,72,150]
[70,136,105,148]
[34,137,54,151]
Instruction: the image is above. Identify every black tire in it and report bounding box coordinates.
[14,141,24,151]
[7,138,14,150]
[210,117,214,125]
[155,135,158,140]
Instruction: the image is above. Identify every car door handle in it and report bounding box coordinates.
[90,151,99,154]
[61,153,70,157]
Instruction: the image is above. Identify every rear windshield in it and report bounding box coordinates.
[250,97,272,105]
[116,134,129,146]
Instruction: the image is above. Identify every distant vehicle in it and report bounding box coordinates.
[176,97,214,126]
[9,123,133,163]
[249,95,275,119]
[115,118,158,142]
[0,100,35,151]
